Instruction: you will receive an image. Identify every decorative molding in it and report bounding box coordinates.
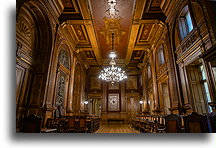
[108,93,120,111]
[100,17,125,45]
[126,76,138,90]
[90,77,102,90]
[108,82,119,90]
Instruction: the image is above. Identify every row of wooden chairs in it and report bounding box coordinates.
[46,115,100,133]
[131,116,166,133]
[131,112,216,133]
[19,114,42,133]
[18,114,100,133]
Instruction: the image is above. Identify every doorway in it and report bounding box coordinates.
[161,82,171,114]
[186,62,211,113]
[126,96,140,122]
[88,98,101,118]
[148,92,154,114]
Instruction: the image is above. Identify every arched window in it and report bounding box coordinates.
[58,50,70,69]
[178,5,194,40]
[147,64,152,80]
[157,45,165,66]
[55,49,70,108]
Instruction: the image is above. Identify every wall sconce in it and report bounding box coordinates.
[84,101,89,105]
[139,100,144,104]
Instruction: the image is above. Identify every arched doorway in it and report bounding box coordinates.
[16,0,52,122]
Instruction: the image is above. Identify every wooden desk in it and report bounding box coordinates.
[108,118,124,124]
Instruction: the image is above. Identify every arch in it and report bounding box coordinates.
[155,43,165,71]
[171,1,189,49]
[54,47,71,109]
[16,0,53,118]
[72,63,82,112]
[191,2,204,25]
[147,63,152,80]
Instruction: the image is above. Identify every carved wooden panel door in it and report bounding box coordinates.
[148,92,154,114]
[162,83,171,114]
[187,66,208,114]
[126,96,139,122]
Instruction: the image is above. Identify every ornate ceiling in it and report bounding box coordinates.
[57,0,172,69]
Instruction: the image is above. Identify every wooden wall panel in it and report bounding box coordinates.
[29,75,44,106]
[16,65,25,104]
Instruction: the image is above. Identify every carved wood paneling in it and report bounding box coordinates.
[126,76,138,90]
[59,0,82,21]
[16,65,25,104]
[108,93,120,112]
[90,76,102,90]
[71,24,90,44]
[29,75,44,106]
[137,24,153,43]
[108,82,119,90]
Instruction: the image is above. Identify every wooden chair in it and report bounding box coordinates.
[20,114,42,133]
[208,112,215,133]
[67,116,76,133]
[57,118,68,133]
[164,114,182,133]
[46,118,59,129]
[183,112,208,133]
[77,116,88,133]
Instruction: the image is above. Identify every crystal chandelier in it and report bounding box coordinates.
[99,33,127,84]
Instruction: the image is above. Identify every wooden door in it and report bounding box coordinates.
[148,92,154,114]
[126,96,139,122]
[187,66,208,114]
[162,83,171,114]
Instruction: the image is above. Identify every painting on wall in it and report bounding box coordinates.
[126,76,138,90]
[108,93,119,111]
[90,76,101,90]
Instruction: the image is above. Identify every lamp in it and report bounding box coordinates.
[84,101,88,105]
[99,33,127,84]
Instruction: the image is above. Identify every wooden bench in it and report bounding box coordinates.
[40,128,57,133]
[108,118,124,124]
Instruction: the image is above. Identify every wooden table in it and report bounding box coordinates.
[108,118,124,124]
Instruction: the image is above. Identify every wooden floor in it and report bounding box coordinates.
[95,124,139,133]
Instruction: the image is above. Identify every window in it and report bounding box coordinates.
[178,5,194,40]
[55,49,70,108]
[147,64,152,80]
[59,50,70,69]
[186,12,193,32]
[157,46,165,66]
